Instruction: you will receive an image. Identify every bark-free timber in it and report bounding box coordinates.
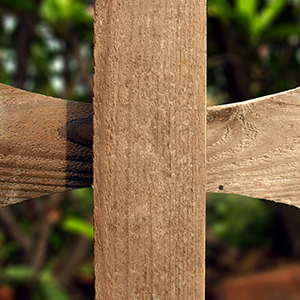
[93,1,206,299]
[0,83,92,207]
[207,87,300,208]
[2,83,300,210]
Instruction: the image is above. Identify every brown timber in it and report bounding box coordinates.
[93,0,207,299]
[207,87,300,208]
[0,83,92,207]
[2,83,300,211]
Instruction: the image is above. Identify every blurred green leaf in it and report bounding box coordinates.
[208,0,235,23]
[62,216,93,240]
[3,265,34,282]
[79,261,93,277]
[72,187,93,212]
[39,271,70,300]
[31,270,70,300]
[251,0,287,43]
[40,0,92,30]
[207,194,272,248]
[209,0,288,46]
[235,0,258,20]
[73,187,93,203]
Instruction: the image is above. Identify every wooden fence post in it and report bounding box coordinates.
[93,0,206,299]
[2,2,300,298]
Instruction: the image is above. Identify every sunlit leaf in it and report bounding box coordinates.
[40,0,92,30]
[235,0,258,20]
[62,216,93,240]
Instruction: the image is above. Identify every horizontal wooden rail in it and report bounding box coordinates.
[207,87,300,207]
[0,83,92,206]
[1,84,300,208]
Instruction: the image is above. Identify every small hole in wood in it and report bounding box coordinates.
[219,185,223,190]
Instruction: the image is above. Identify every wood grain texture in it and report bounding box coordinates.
[207,87,300,208]
[3,81,300,213]
[0,83,92,207]
[93,1,206,299]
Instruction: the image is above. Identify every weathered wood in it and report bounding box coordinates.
[93,1,206,299]
[207,87,300,208]
[2,82,300,211]
[0,83,92,207]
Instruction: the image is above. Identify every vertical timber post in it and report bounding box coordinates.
[93,0,206,299]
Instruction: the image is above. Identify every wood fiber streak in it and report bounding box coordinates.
[93,1,206,299]
[0,84,93,206]
[207,88,300,208]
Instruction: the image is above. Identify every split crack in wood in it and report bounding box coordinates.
[1,83,300,208]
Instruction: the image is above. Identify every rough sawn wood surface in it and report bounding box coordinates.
[0,83,92,206]
[93,0,207,299]
[207,87,300,208]
[2,83,300,210]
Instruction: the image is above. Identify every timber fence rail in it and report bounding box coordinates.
[1,1,300,299]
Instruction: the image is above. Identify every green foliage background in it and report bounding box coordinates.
[208,0,300,104]
[1,0,300,299]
